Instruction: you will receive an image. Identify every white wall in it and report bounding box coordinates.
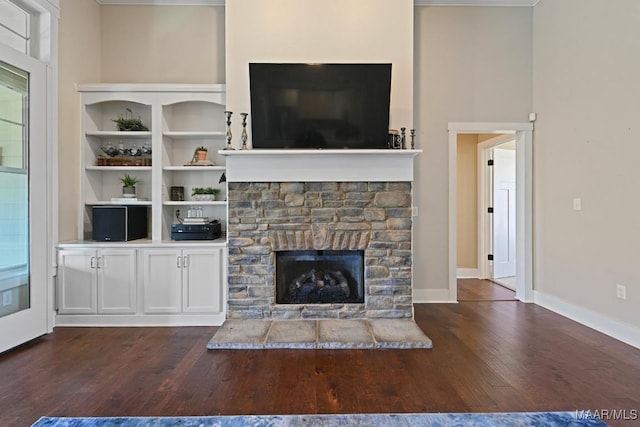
[58,0,101,242]
[533,0,640,332]
[413,6,533,299]
[225,0,414,147]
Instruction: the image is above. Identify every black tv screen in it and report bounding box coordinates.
[249,63,391,149]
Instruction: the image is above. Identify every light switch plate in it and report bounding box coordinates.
[573,198,582,211]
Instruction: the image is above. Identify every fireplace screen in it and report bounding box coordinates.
[276,250,364,304]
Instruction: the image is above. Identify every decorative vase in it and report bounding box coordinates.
[122,186,136,198]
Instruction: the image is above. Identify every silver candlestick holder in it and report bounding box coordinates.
[400,127,406,149]
[223,111,235,150]
[410,129,416,149]
[240,113,249,150]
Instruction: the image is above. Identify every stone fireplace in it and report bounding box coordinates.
[227,180,413,320]
[208,150,430,350]
[221,149,420,321]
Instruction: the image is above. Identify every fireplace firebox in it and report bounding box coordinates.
[276,250,364,304]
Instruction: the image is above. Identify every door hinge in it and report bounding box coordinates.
[488,159,494,166]
[488,254,494,261]
[488,207,494,213]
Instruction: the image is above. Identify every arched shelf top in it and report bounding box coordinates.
[163,99,224,108]
[84,99,151,108]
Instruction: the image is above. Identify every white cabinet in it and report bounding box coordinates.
[182,248,224,313]
[57,248,137,314]
[141,247,223,315]
[140,248,182,313]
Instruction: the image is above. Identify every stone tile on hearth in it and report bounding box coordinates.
[206,319,270,349]
[369,319,433,349]
[265,320,316,349]
[318,319,375,349]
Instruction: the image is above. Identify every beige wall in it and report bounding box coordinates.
[414,6,533,296]
[100,6,224,83]
[533,0,639,327]
[457,134,478,269]
[225,0,414,146]
[58,0,101,242]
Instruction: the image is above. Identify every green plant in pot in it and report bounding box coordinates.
[193,146,208,163]
[192,186,220,201]
[112,108,149,131]
[120,174,139,198]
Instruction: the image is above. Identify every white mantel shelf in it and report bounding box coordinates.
[219,149,421,182]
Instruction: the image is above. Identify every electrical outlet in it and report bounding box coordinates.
[616,284,626,300]
[573,198,582,211]
[412,206,419,217]
[2,291,12,307]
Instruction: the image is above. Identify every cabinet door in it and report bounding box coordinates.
[57,249,97,314]
[182,248,223,313]
[97,249,137,314]
[141,249,182,314]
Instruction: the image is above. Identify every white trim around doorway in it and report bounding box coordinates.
[448,122,533,303]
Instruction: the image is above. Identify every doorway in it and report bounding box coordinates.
[479,137,517,290]
[448,122,533,303]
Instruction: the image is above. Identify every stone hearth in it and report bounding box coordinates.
[207,318,432,350]
[227,181,413,320]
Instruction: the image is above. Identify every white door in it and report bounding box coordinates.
[97,249,137,314]
[141,248,182,314]
[492,147,516,279]
[57,249,97,314]
[182,248,223,313]
[0,45,48,352]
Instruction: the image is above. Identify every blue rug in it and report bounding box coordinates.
[32,412,608,426]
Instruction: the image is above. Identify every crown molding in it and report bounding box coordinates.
[96,0,539,5]
[415,0,538,5]
[96,0,224,5]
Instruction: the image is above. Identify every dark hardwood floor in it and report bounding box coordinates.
[458,278,517,301]
[1,303,639,427]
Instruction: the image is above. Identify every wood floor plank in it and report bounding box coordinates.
[1,304,639,427]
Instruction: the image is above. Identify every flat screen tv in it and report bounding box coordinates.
[249,63,392,149]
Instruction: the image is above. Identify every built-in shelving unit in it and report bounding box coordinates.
[77,84,228,242]
[57,84,228,327]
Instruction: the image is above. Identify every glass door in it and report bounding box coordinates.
[0,44,47,353]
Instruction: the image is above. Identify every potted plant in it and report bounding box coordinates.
[194,146,208,162]
[192,186,220,201]
[112,108,149,131]
[120,174,139,198]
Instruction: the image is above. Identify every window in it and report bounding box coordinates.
[0,0,31,55]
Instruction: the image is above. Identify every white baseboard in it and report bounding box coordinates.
[54,313,226,327]
[457,268,479,278]
[534,291,640,350]
[413,288,456,303]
